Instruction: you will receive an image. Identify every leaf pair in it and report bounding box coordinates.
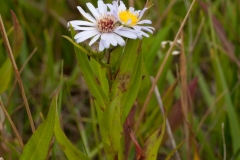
[100,96,123,159]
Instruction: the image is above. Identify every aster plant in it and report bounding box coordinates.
[63,0,166,159]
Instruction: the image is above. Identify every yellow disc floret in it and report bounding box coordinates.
[119,10,138,26]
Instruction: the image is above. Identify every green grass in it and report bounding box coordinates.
[0,0,240,159]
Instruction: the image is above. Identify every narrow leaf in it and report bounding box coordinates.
[20,93,58,160]
[143,115,166,159]
[62,35,90,56]
[110,39,141,97]
[11,10,24,57]
[68,27,110,110]
[90,58,109,95]
[109,46,124,76]
[100,95,122,158]
[121,48,143,124]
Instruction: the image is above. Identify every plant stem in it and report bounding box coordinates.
[150,77,181,160]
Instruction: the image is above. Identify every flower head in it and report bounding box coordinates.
[68,0,140,51]
[107,0,155,38]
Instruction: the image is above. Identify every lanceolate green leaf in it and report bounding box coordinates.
[0,59,12,94]
[121,49,143,124]
[90,58,109,96]
[20,93,58,160]
[109,46,124,76]
[143,115,166,159]
[68,27,110,110]
[62,36,90,56]
[11,10,24,58]
[100,95,122,159]
[110,39,141,97]
[54,107,91,160]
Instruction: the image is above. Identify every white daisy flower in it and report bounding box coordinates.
[107,0,155,38]
[67,0,140,51]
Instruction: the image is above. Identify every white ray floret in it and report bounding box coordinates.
[67,0,140,51]
[107,0,155,39]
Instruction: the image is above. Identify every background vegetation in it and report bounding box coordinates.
[0,0,240,159]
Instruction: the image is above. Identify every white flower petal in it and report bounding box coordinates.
[108,33,118,46]
[139,27,154,33]
[99,40,105,51]
[129,7,134,13]
[72,26,96,31]
[113,34,125,46]
[89,33,101,46]
[74,30,98,40]
[137,34,143,39]
[76,30,99,43]
[100,34,110,48]
[137,20,152,24]
[106,4,114,11]
[86,3,100,18]
[138,8,148,20]
[114,30,138,39]
[142,26,155,30]
[107,1,119,19]
[121,26,138,32]
[115,25,123,31]
[101,33,108,40]
[77,6,96,23]
[103,39,110,48]
[75,31,93,40]
[133,26,142,31]
[98,0,107,14]
[133,26,155,33]
[118,1,126,11]
[134,10,141,15]
[120,27,143,36]
[68,20,95,27]
[138,30,149,38]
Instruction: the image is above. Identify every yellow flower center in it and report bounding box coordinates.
[119,10,138,26]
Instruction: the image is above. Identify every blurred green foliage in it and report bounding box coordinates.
[0,0,240,159]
